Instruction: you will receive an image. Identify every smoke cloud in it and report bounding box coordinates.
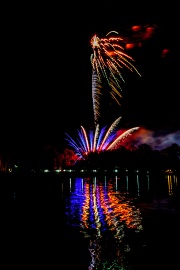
[132,127,180,150]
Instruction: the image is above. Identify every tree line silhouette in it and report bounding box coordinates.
[0,143,179,173]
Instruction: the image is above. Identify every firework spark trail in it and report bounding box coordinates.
[98,116,122,151]
[107,127,140,150]
[93,124,100,152]
[90,30,141,125]
[92,69,102,125]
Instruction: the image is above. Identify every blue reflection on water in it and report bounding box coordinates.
[64,175,145,269]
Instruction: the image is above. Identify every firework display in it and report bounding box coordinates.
[65,117,139,161]
[65,29,142,162]
[90,30,141,125]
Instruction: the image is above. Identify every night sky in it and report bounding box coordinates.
[2,2,179,152]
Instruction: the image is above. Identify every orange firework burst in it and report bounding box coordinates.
[90,30,141,125]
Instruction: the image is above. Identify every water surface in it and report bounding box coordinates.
[1,171,180,269]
